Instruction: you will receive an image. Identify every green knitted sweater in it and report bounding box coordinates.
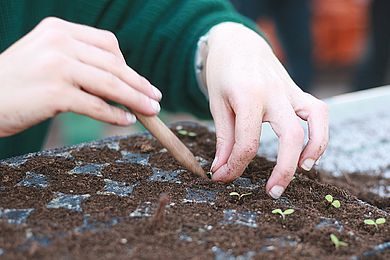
[0,0,259,159]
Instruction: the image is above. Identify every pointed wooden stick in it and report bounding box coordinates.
[134,113,206,179]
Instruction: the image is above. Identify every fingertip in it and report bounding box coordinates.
[210,156,219,172]
[150,99,161,114]
[210,166,229,183]
[300,158,315,171]
[125,112,137,125]
[268,185,285,199]
[152,86,162,101]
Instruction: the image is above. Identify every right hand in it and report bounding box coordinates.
[0,17,162,137]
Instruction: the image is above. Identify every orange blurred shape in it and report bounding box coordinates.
[312,0,369,67]
[257,0,369,67]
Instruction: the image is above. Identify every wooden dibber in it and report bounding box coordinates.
[134,113,206,179]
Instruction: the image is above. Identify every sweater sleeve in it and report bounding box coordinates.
[74,0,263,119]
[2,0,262,119]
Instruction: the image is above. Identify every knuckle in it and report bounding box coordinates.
[139,76,150,88]
[91,98,109,116]
[39,51,67,70]
[102,30,119,48]
[316,100,329,115]
[103,71,120,88]
[38,17,63,30]
[41,30,68,47]
[289,123,305,143]
[110,55,124,68]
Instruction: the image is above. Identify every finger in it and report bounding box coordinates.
[68,60,160,116]
[209,96,235,173]
[265,104,305,199]
[295,94,329,171]
[35,17,125,60]
[212,100,263,183]
[63,88,136,126]
[71,39,161,100]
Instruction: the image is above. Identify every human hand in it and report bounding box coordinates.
[0,17,162,137]
[206,23,328,199]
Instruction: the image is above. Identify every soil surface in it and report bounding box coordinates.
[0,122,389,259]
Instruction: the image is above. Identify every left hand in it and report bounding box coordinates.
[205,23,328,199]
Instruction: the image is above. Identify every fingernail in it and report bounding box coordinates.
[150,99,161,113]
[210,156,218,171]
[301,158,315,171]
[152,86,162,100]
[269,185,285,199]
[126,113,136,124]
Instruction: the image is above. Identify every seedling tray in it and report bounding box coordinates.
[0,122,389,259]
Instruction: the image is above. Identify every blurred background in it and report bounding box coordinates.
[44,0,389,149]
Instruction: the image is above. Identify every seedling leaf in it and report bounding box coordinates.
[330,234,348,249]
[376,218,386,225]
[332,200,341,208]
[229,192,240,197]
[240,192,252,199]
[364,219,376,225]
[272,209,283,215]
[339,241,348,247]
[178,130,188,136]
[330,234,339,245]
[325,194,333,203]
[283,209,294,215]
[188,132,197,137]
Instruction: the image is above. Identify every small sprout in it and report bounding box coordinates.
[206,171,213,179]
[177,129,197,137]
[364,218,386,229]
[330,234,348,249]
[178,129,188,136]
[271,208,294,220]
[325,194,341,208]
[188,132,197,137]
[229,191,252,201]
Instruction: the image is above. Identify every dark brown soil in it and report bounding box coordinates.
[0,122,389,259]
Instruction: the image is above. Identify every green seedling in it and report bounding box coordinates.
[229,192,252,201]
[330,234,348,249]
[177,129,197,137]
[271,208,294,220]
[325,194,341,208]
[364,218,386,229]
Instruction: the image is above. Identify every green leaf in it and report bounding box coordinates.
[177,130,188,136]
[339,241,348,247]
[332,200,341,208]
[229,192,240,197]
[376,218,386,225]
[240,192,252,199]
[330,234,347,249]
[325,194,333,203]
[188,132,197,137]
[364,219,376,225]
[330,234,339,247]
[272,209,283,215]
[283,209,295,215]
